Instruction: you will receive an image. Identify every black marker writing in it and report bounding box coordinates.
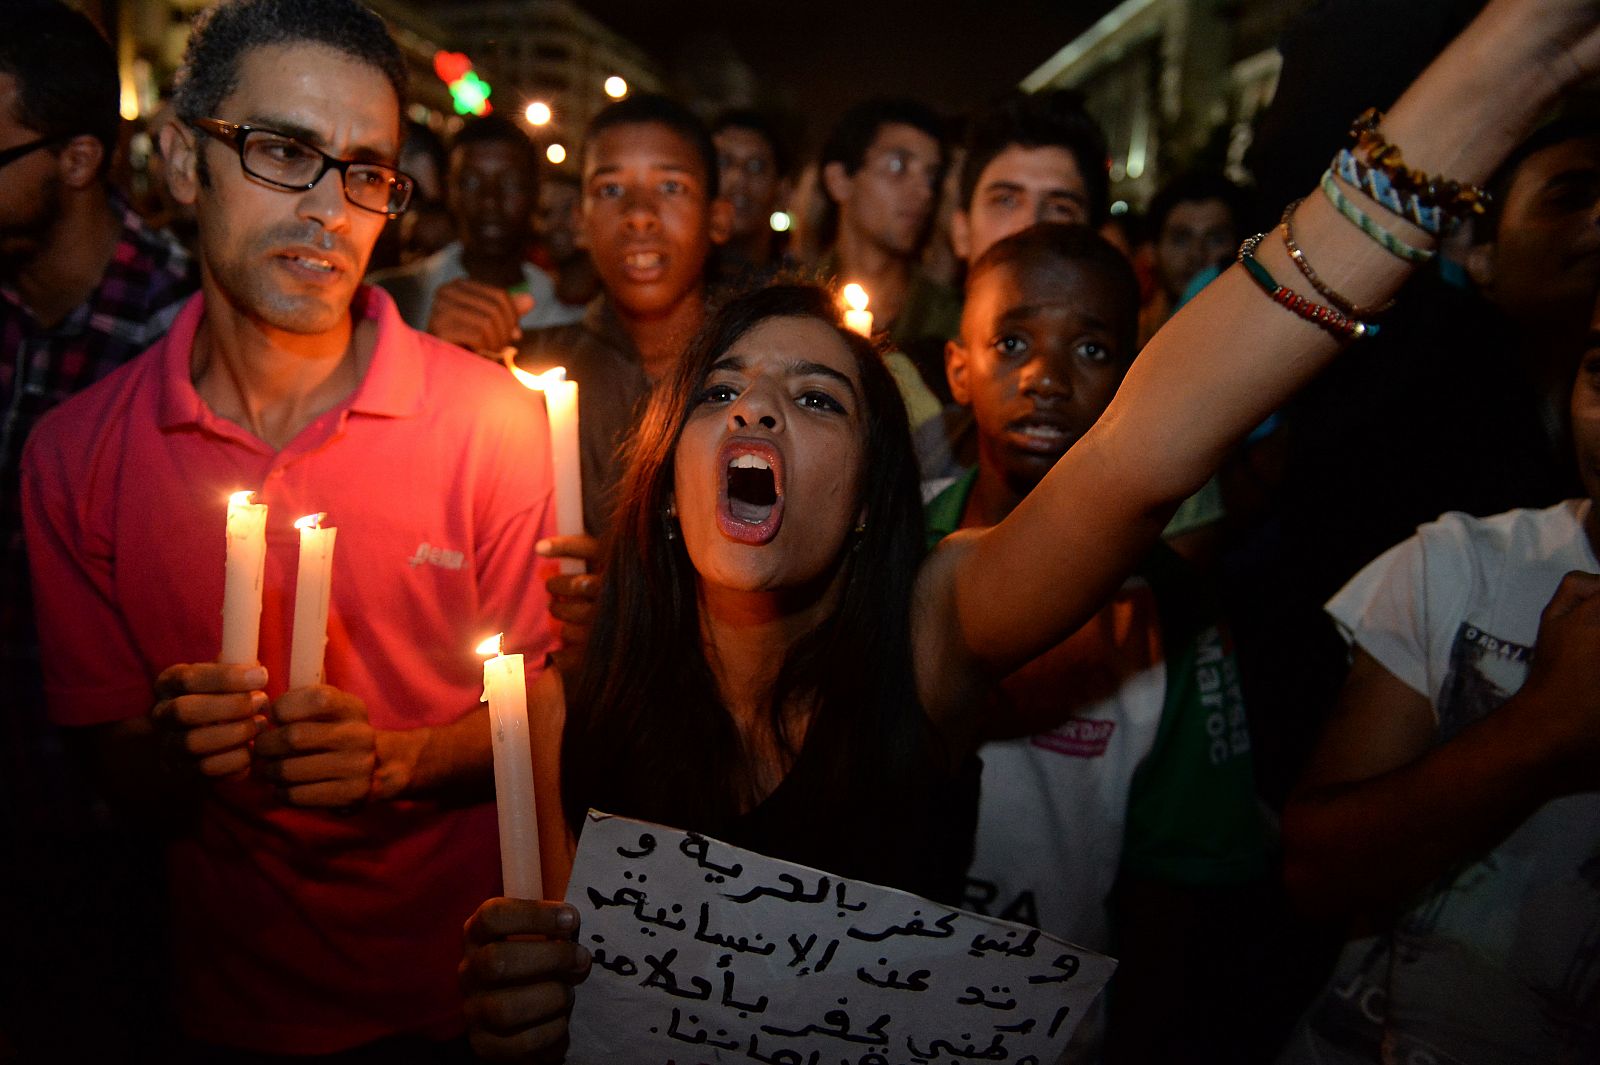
[640,948,713,1001]
[847,910,959,943]
[724,873,831,905]
[693,902,777,956]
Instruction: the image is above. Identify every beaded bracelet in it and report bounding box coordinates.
[1350,107,1490,219]
[1320,171,1435,264]
[1237,232,1379,341]
[1280,199,1396,317]
[1333,149,1445,235]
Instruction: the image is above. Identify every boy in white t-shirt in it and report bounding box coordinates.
[1278,335,1600,1064]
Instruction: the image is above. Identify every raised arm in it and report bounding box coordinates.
[923,0,1600,698]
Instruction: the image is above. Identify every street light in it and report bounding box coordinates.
[546,143,567,165]
[525,101,552,126]
[604,76,628,99]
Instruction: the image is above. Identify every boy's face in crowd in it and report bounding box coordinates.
[167,43,399,335]
[953,145,1090,264]
[1155,197,1235,301]
[715,125,784,242]
[949,256,1132,496]
[1470,136,1600,326]
[537,180,580,262]
[828,122,942,257]
[448,138,536,261]
[580,120,728,320]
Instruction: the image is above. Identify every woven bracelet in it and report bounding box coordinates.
[1333,149,1445,235]
[1236,232,1379,341]
[1320,171,1434,264]
[1280,198,1396,318]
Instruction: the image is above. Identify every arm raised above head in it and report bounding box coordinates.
[920,0,1600,708]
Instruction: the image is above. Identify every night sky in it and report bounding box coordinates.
[572,0,1120,151]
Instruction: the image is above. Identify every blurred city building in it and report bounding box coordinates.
[426,0,664,174]
[1024,0,1308,208]
[61,0,664,186]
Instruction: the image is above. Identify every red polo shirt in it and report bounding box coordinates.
[22,287,558,1053]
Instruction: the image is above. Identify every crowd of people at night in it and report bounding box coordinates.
[3,0,1599,1062]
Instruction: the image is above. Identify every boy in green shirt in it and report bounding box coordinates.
[927,222,1265,1062]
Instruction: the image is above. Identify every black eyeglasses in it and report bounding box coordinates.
[190,117,415,217]
[0,135,62,171]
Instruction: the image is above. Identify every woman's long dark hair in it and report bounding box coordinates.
[560,284,938,872]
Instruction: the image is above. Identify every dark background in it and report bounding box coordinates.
[575,0,1120,149]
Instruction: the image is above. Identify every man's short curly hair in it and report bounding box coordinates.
[171,0,406,128]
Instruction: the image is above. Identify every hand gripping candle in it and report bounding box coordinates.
[478,633,542,899]
[288,513,337,689]
[503,353,585,576]
[220,491,268,665]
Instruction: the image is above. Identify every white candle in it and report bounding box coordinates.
[842,282,873,337]
[220,490,268,665]
[288,512,337,689]
[504,355,585,576]
[478,633,542,899]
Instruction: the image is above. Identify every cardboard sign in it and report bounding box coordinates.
[565,811,1116,1063]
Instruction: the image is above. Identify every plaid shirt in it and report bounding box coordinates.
[2,200,194,811]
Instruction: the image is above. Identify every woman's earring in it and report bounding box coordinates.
[664,501,679,540]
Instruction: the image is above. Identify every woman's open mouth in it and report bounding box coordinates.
[716,438,784,545]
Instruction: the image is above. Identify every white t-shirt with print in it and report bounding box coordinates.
[1281,500,1600,1065]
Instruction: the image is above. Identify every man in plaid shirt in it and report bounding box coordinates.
[1,5,194,737]
[0,7,193,1054]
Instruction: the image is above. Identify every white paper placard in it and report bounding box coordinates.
[565,811,1116,1064]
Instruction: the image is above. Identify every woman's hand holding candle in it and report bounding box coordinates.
[461,897,590,1062]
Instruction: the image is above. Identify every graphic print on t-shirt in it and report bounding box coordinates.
[1436,622,1530,742]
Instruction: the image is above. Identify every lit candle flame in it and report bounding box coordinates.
[501,350,568,392]
[229,490,257,506]
[842,283,869,313]
[475,633,505,657]
[294,512,327,531]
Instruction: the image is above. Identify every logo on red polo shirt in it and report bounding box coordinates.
[1031,718,1116,758]
[408,541,465,570]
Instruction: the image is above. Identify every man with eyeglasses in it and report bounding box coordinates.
[20,0,562,1059]
[817,98,961,409]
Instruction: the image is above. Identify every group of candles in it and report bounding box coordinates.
[215,362,587,900]
[215,297,874,897]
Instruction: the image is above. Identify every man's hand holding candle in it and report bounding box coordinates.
[150,662,269,780]
[254,684,378,808]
